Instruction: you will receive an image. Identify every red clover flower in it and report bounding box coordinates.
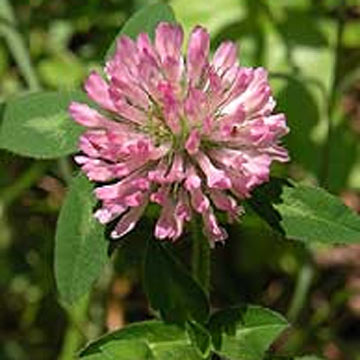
[69,22,289,245]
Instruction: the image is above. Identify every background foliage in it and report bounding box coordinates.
[0,0,360,359]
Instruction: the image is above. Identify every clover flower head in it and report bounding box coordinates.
[69,22,289,245]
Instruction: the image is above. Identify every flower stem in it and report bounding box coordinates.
[58,296,89,360]
[191,217,210,295]
[287,260,314,322]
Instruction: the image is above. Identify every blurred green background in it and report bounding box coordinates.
[1,0,360,359]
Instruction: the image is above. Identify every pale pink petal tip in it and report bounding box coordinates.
[69,21,289,244]
[84,71,116,111]
[213,41,238,73]
[187,26,210,83]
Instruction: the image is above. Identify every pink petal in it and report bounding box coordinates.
[84,71,117,112]
[184,166,202,190]
[110,93,148,124]
[195,152,232,189]
[155,22,184,62]
[210,189,238,213]
[187,26,210,83]
[150,185,170,205]
[158,81,181,134]
[95,177,150,200]
[111,201,148,239]
[267,145,289,163]
[148,159,169,184]
[184,86,208,125]
[264,113,289,137]
[155,199,177,240]
[137,33,159,63]
[110,75,148,109]
[69,102,129,133]
[69,102,107,128]
[123,191,146,207]
[212,41,238,74]
[185,129,201,155]
[175,190,192,222]
[94,202,127,224]
[202,208,228,244]
[165,153,185,183]
[190,187,210,214]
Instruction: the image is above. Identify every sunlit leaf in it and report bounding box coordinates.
[209,305,289,360]
[79,320,202,360]
[0,91,88,159]
[275,185,360,244]
[186,321,211,358]
[265,356,324,360]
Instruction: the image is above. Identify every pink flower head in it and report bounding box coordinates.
[69,22,289,245]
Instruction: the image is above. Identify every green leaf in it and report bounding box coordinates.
[264,356,324,360]
[105,3,176,60]
[0,91,87,159]
[79,320,203,360]
[55,174,108,305]
[274,185,360,244]
[144,238,209,325]
[209,305,289,360]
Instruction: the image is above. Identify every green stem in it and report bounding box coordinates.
[58,296,89,360]
[287,261,314,322]
[191,217,210,295]
[319,0,346,188]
